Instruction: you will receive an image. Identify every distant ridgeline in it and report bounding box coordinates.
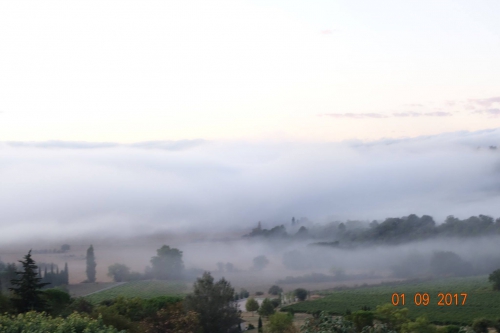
[244,214,500,245]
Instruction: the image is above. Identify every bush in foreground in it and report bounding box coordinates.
[0,311,122,333]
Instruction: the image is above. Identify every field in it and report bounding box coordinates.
[282,275,500,325]
[84,280,189,304]
[66,282,126,298]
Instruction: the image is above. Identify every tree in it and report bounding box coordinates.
[150,245,184,280]
[258,298,275,317]
[258,316,263,333]
[108,263,131,282]
[267,312,298,333]
[63,262,69,285]
[225,262,235,272]
[252,255,269,271]
[471,318,492,333]
[294,288,308,301]
[184,272,241,333]
[9,250,50,312]
[269,285,283,295]
[246,297,259,315]
[401,316,436,333]
[430,251,472,277]
[86,245,96,283]
[348,310,374,332]
[240,288,249,299]
[60,244,70,252]
[489,269,500,290]
[375,303,409,332]
[141,302,201,333]
[43,289,71,316]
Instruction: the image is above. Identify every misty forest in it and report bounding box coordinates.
[4,207,500,332]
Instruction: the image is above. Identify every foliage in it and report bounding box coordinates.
[258,316,263,333]
[252,255,269,271]
[374,304,409,331]
[9,250,50,312]
[489,269,500,290]
[246,297,259,314]
[95,305,136,332]
[269,285,283,295]
[43,288,71,315]
[471,318,492,333]
[108,264,131,282]
[150,245,184,280]
[282,276,500,325]
[258,298,275,317]
[40,262,69,287]
[270,298,281,308]
[436,325,461,333]
[184,272,241,333]
[68,297,95,314]
[401,316,436,333]
[0,262,18,292]
[294,288,308,301]
[267,312,297,333]
[361,324,397,333]
[0,293,14,314]
[300,311,355,333]
[347,310,374,332]
[140,302,201,333]
[86,245,97,283]
[0,311,122,333]
[91,295,185,333]
[240,288,250,298]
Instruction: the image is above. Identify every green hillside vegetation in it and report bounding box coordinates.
[85,280,188,304]
[282,275,498,325]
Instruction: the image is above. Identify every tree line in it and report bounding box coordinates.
[247,214,500,245]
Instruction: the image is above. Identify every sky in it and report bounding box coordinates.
[1,0,500,143]
[1,1,500,243]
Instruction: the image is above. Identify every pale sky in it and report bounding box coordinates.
[1,0,500,143]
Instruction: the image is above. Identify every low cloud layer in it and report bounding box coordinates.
[1,129,500,244]
[322,111,453,119]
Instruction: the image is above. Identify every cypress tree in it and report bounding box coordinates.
[86,245,96,283]
[258,316,263,333]
[9,250,50,312]
[64,262,69,285]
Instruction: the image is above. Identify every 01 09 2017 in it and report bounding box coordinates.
[391,293,468,306]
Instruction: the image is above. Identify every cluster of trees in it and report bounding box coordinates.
[1,259,69,292]
[6,249,500,332]
[0,250,243,332]
[246,214,500,245]
[40,262,69,287]
[217,262,238,273]
[106,245,186,283]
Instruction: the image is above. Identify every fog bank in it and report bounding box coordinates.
[1,128,500,244]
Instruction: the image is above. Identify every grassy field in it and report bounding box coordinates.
[282,275,500,325]
[84,280,189,304]
[66,282,125,298]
